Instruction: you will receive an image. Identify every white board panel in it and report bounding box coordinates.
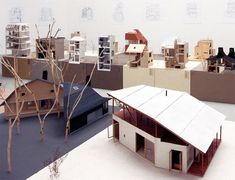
[122,86,163,108]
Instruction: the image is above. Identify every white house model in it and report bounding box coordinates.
[107,85,225,176]
[69,36,85,63]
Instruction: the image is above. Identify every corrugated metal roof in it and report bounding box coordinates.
[108,85,225,153]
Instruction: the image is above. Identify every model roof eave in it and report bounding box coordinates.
[107,85,225,153]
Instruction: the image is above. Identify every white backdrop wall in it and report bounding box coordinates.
[0,0,68,53]
[1,0,235,55]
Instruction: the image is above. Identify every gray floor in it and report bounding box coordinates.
[0,112,112,180]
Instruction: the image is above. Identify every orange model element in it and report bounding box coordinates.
[125,29,148,53]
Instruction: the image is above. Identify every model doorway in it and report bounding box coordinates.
[171,150,182,171]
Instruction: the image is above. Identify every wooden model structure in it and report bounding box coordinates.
[5,23,30,57]
[194,40,215,60]
[36,37,65,59]
[162,40,189,69]
[0,79,63,119]
[108,85,225,176]
[98,35,116,71]
[207,47,235,73]
[0,79,110,132]
[126,44,153,68]
[125,29,147,53]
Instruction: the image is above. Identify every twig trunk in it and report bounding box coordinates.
[7,119,12,172]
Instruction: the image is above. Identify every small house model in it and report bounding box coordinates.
[69,36,85,63]
[1,80,110,134]
[162,40,188,69]
[194,40,215,60]
[63,83,110,133]
[125,29,147,53]
[0,79,63,119]
[126,44,153,68]
[108,85,225,176]
[207,47,235,73]
[5,23,31,57]
[98,35,117,71]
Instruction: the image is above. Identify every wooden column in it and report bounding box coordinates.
[220,126,222,141]
[201,153,204,176]
[112,98,114,113]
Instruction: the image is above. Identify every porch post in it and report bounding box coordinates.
[201,153,204,175]
[112,98,114,113]
[220,126,222,141]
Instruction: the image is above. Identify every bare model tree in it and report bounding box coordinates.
[43,148,68,180]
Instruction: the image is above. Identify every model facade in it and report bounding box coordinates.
[0,79,63,119]
[36,37,65,59]
[162,40,188,69]
[63,83,110,133]
[108,85,225,176]
[69,36,85,63]
[194,40,215,60]
[98,35,116,71]
[125,29,147,53]
[5,23,30,56]
[126,44,153,68]
[207,47,235,73]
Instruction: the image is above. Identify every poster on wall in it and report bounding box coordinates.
[224,0,235,23]
[145,3,161,21]
[81,6,94,21]
[39,7,54,23]
[184,0,201,24]
[113,2,125,22]
[9,7,24,23]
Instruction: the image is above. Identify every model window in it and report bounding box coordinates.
[42,70,48,80]
[27,101,36,110]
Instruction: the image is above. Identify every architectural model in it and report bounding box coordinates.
[194,40,215,60]
[1,79,63,119]
[98,35,117,71]
[69,34,85,64]
[63,83,110,133]
[162,39,188,69]
[125,29,147,53]
[0,79,110,133]
[207,47,235,73]
[126,44,153,68]
[108,85,225,176]
[5,23,30,56]
[36,37,65,59]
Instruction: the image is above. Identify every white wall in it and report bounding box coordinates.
[113,114,189,173]
[1,0,235,55]
[0,0,69,54]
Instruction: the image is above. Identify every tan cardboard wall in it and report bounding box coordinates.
[123,65,155,88]
[155,68,190,93]
[123,65,190,93]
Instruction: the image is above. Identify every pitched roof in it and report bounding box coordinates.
[126,44,146,53]
[107,85,225,153]
[63,83,110,119]
[0,79,57,106]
